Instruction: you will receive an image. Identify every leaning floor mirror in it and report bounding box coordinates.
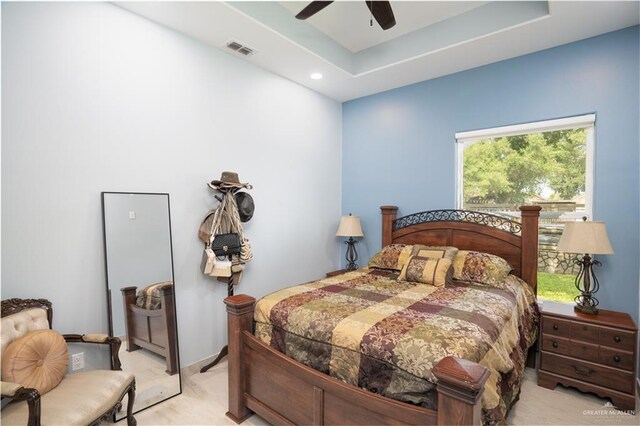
[101,192,181,419]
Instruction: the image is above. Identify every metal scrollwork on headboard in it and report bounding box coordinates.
[392,210,522,235]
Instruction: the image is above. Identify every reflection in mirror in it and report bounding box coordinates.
[101,192,181,419]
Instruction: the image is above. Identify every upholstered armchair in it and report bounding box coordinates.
[0,298,136,426]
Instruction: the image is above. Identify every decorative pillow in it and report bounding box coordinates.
[452,250,512,286]
[398,256,452,287]
[1,329,68,395]
[136,281,173,310]
[411,245,458,261]
[368,244,414,271]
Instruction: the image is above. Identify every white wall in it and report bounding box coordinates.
[1,2,342,366]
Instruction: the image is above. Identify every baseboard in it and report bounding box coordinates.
[180,352,220,378]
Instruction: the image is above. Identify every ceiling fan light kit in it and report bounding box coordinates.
[296,1,396,30]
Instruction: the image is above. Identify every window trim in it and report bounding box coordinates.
[455,114,595,219]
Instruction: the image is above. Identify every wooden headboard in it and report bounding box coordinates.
[381,206,541,293]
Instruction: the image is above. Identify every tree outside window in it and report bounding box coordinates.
[459,125,591,303]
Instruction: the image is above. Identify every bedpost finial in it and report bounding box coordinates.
[380,206,398,214]
[519,205,542,215]
[224,294,256,315]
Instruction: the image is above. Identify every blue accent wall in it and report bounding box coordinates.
[343,26,639,321]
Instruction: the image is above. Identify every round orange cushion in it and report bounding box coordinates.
[1,329,68,395]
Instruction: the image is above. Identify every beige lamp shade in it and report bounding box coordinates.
[557,220,613,255]
[336,215,364,237]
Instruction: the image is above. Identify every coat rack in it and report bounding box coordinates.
[199,172,253,374]
[199,256,234,373]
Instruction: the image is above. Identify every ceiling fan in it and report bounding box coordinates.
[295,1,397,31]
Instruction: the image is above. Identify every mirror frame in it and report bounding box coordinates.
[101,191,182,418]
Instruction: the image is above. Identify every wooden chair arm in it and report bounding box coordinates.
[1,381,41,426]
[63,334,123,371]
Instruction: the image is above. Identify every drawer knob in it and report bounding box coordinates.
[553,324,559,331]
[572,365,595,377]
[613,355,621,363]
[614,335,621,343]
[552,341,558,348]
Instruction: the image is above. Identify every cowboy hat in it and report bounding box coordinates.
[235,191,254,222]
[208,171,252,191]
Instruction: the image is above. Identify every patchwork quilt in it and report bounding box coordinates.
[254,268,539,424]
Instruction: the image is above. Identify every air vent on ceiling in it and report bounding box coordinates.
[225,40,256,57]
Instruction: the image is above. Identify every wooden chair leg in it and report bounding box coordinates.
[127,380,137,426]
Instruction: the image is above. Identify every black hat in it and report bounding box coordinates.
[235,192,254,223]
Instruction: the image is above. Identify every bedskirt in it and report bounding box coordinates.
[254,268,539,424]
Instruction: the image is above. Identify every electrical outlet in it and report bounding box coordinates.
[71,352,84,371]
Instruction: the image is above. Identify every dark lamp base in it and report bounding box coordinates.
[344,237,359,272]
[574,304,598,315]
[572,253,601,316]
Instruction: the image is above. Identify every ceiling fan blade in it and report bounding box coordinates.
[366,1,396,30]
[295,1,334,20]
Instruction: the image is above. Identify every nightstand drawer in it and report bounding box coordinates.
[542,317,571,338]
[571,322,599,342]
[541,353,634,394]
[568,341,599,363]
[599,328,635,352]
[541,335,570,356]
[598,347,634,371]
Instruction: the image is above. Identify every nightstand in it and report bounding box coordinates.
[326,269,348,278]
[538,301,637,411]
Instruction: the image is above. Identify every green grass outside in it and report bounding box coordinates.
[537,272,579,303]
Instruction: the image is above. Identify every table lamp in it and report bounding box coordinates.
[556,217,613,315]
[336,214,364,271]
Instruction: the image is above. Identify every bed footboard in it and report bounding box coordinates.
[121,286,178,375]
[225,295,490,426]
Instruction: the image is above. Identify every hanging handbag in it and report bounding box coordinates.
[209,258,232,277]
[240,238,253,262]
[200,247,216,274]
[211,232,241,256]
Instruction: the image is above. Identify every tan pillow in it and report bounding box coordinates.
[411,245,458,260]
[1,329,68,395]
[398,256,452,287]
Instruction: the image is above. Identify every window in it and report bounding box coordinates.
[455,115,595,303]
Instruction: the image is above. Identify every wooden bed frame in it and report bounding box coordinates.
[224,205,540,425]
[121,284,178,375]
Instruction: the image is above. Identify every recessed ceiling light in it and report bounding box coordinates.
[310,73,323,80]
